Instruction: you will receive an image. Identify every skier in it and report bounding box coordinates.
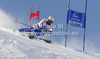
[18,16,54,39]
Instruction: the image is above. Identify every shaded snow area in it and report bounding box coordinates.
[0,27,99,59]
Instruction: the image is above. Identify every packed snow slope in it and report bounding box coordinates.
[0,27,99,59]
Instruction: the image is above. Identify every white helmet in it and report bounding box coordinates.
[48,16,54,22]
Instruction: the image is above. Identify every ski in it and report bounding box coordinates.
[13,30,52,43]
[28,35,52,43]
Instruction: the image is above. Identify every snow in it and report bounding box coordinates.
[0,27,99,59]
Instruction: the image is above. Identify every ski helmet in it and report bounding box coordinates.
[48,16,54,22]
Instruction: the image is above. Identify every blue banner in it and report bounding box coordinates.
[67,9,86,28]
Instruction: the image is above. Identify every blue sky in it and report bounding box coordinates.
[0,0,100,53]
